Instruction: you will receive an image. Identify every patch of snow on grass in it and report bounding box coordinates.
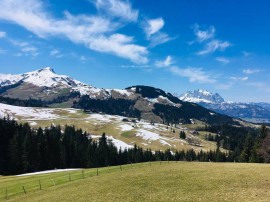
[160,140,171,146]
[136,129,173,146]
[118,124,134,131]
[86,114,111,122]
[66,108,78,114]
[136,129,162,141]
[89,135,133,150]
[16,169,80,176]
[0,103,59,120]
[86,113,123,122]
[30,121,37,126]
[107,136,133,150]
[140,123,156,130]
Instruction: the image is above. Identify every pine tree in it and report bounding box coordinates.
[180,131,186,139]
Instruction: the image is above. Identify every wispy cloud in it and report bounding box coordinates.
[245,82,270,93]
[143,18,164,38]
[80,56,87,62]
[155,55,174,67]
[229,76,248,81]
[191,24,232,55]
[0,0,148,64]
[0,31,6,38]
[50,49,63,58]
[243,68,261,74]
[242,51,252,57]
[10,39,39,57]
[0,48,7,54]
[94,0,138,22]
[170,66,216,83]
[216,57,229,64]
[121,64,151,69]
[215,83,233,90]
[149,32,173,48]
[192,24,215,43]
[197,40,231,55]
[143,18,173,47]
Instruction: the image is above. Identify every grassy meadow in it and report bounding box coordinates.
[2,162,270,201]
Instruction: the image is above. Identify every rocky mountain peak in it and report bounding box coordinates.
[179,89,225,104]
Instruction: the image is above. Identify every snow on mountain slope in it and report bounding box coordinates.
[0,102,61,120]
[180,89,224,104]
[0,102,210,151]
[179,89,270,123]
[0,73,23,86]
[0,67,110,98]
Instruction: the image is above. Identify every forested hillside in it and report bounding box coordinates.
[0,117,269,175]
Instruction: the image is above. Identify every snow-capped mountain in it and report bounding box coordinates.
[0,67,183,107]
[179,89,270,123]
[0,67,113,99]
[180,89,224,104]
[0,68,234,125]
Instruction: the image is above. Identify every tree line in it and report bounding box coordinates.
[0,117,269,175]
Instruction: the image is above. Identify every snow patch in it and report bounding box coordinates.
[0,103,60,120]
[16,169,80,176]
[107,136,133,150]
[136,129,172,146]
[118,124,134,131]
[113,89,132,96]
[160,140,171,146]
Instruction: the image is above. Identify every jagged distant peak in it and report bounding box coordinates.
[37,67,55,73]
[179,89,225,104]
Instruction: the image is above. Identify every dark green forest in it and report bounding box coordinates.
[0,117,269,175]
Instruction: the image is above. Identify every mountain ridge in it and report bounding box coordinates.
[0,67,233,125]
[179,89,270,123]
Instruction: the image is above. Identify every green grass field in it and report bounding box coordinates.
[2,162,270,202]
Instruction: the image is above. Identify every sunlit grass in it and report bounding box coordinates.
[3,162,270,202]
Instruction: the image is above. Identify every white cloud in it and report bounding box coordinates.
[155,55,174,67]
[169,66,216,84]
[121,64,150,69]
[149,32,172,48]
[243,69,261,74]
[0,0,148,64]
[216,57,229,64]
[0,31,6,38]
[50,49,63,58]
[193,24,215,43]
[143,18,164,38]
[229,76,248,81]
[10,39,39,57]
[215,83,233,90]
[94,0,138,22]
[142,17,173,47]
[197,40,232,55]
[245,82,270,93]
[191,24,232,55]
[88,34,148,64]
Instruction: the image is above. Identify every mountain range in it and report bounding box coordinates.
[179,89,270,123]
[0,67,232,125]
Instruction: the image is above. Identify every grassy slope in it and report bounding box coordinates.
[5,105,220,152]
[3,162,270,202]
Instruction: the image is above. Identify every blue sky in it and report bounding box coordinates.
[0,0,270,102]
